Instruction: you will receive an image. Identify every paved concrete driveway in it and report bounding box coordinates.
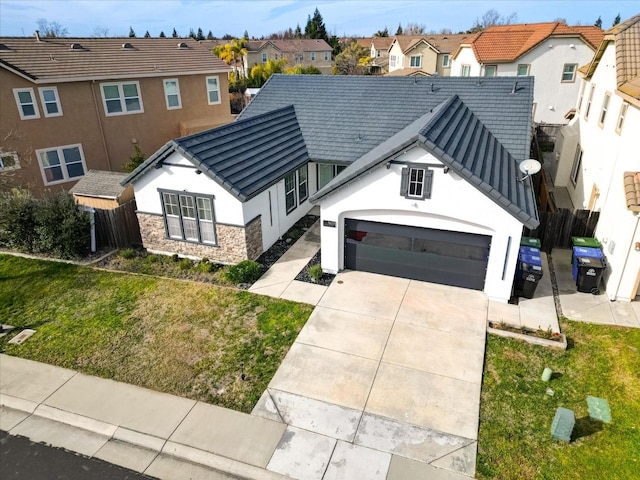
[254,270,488,479]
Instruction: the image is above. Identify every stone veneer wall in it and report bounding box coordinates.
[137,212,263,264]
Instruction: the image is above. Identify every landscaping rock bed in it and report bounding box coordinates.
[294,250,335,287]
[254,214,319,272]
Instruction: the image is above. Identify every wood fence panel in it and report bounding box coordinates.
[94,200,142,249]
[524,209,600,253]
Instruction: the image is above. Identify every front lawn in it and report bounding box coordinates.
[0,255,312,413]
[478,319,640,479]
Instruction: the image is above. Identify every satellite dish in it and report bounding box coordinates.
[518,159,541,181]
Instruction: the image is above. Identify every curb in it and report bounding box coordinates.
[1,394,287,480]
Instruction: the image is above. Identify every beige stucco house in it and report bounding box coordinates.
[387,34,469,77]
[245,39,333,74]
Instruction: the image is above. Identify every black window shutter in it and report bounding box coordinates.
[400,167,409,196]
[423,169,433,199]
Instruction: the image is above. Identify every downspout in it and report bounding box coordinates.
[91,80,112,171]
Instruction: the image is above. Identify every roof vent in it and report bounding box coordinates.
[69,43,84,50]
[0,43,11,51]
[511,81,519,94]
[122,42,135,49]
[177,42,189,49]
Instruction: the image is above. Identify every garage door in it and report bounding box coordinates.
[344,219,490,290]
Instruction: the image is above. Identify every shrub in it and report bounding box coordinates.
[120,248,136,259]
[225,260,262,284]
[308,264,323,283]
[178,258,192,270]
[145,254,160,264]
[0,188,37,251]
[172,254,180,262]
[197,261,218,273]
[34,192,90,258]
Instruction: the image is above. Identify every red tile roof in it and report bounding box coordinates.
[462,22,603,63]
[624,172,640,212]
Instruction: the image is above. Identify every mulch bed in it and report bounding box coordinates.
[294,250,335,287]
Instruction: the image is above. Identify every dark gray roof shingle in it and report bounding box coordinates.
[311,96,539,228]
[123,105,308,201]
[239,75,533,162]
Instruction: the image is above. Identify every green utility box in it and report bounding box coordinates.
[551,407,575,442]
[587,396,611,423]
[521,237,542,248]
[571,237,601,248]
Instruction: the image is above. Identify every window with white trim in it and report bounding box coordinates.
[584,84,595,120]
[517,64,530,76]
[576,82,586,112]
[461,64,471,76]
[295,53,304,63]
[400,165,433,199]
[160,190,216,245]
[442,54,449,67]
[206,76,220,104]
[324,51,330,61]
[36,144,86,185]
[484,65,497,77]
[598,91,611,128]
[100,81,143,116]
[284,165,308,214]
[616,102,629,134]
[410,55,421,68]
[570,145,582,186]
[561,63,577,82]
[0,152,20,172]
[38,87,62,117]
[13,88,40,120]
[310,51,316,61]
[390,55,397,68]
[163,79,182,110]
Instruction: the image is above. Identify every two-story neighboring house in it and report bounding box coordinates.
[0,35,232,194]
[552,15,640,302]
[386,34,469,77]
[245,39,333,74]
[357,37,394,74]
[450,22,603,124]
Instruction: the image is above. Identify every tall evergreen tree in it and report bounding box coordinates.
[128,26,136,38]
[172,28,178,38]
[196,27,205,40]
[612,14,621,26]
[159,31,166,38]
[144,30,151,38]
[207,30,214,40]
[396,23,403,35]
[304,8,328,41]
[189,28,196,39]
[243,29,249,39]
[594,16,602,28]
[294,23,302,38]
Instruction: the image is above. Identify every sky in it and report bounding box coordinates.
[0,0,637,39]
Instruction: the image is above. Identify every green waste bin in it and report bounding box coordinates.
[571,237,601,248]
[521,237,542,248]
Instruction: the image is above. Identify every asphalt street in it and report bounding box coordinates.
[0,430,157,480]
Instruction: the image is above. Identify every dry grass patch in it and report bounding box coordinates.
[0,255,312,413]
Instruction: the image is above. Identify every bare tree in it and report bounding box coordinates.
[403,22,426,35]
[91,26,111,37]
[470,9,518,33]
[36,18,68,37]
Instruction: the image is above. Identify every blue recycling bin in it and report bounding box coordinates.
[515,246,544,299]
[572,246,603,281]
[519,246,542,256]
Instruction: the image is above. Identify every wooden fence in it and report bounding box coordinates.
[523,208,600,253]
[94,200,142,249]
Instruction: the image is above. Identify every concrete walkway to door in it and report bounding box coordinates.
[253,271,487,479]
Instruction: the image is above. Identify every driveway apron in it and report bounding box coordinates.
[254,270,487,478]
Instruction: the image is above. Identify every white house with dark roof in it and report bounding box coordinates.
[553,15,640,301]
[124,75,538,302]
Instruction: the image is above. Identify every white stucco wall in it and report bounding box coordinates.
[451,37,595,124]
[388,41,405,72]
[132,152,317,252]
[557,42,640,301]
[317,147,527,302]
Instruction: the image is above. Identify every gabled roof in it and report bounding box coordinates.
[0,37,230,83]
[247,39,332,53]
[391,34,469,54]
[310,96,538,229]
[122,105,308,202]
[70,170,129,199]
[240,75,534,163]
[385,68,432,77]
[455,22,603,63]
[583,15,640,103]
[372,37,394,50]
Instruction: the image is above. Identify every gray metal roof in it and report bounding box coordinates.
[239,75,533,163]
[310,96,539,229]
[70,170,129,198]
[122,105,308,202]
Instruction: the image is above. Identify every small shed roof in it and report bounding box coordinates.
[70,170,129,199]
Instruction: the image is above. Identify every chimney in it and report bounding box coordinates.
[35,30,41,42]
